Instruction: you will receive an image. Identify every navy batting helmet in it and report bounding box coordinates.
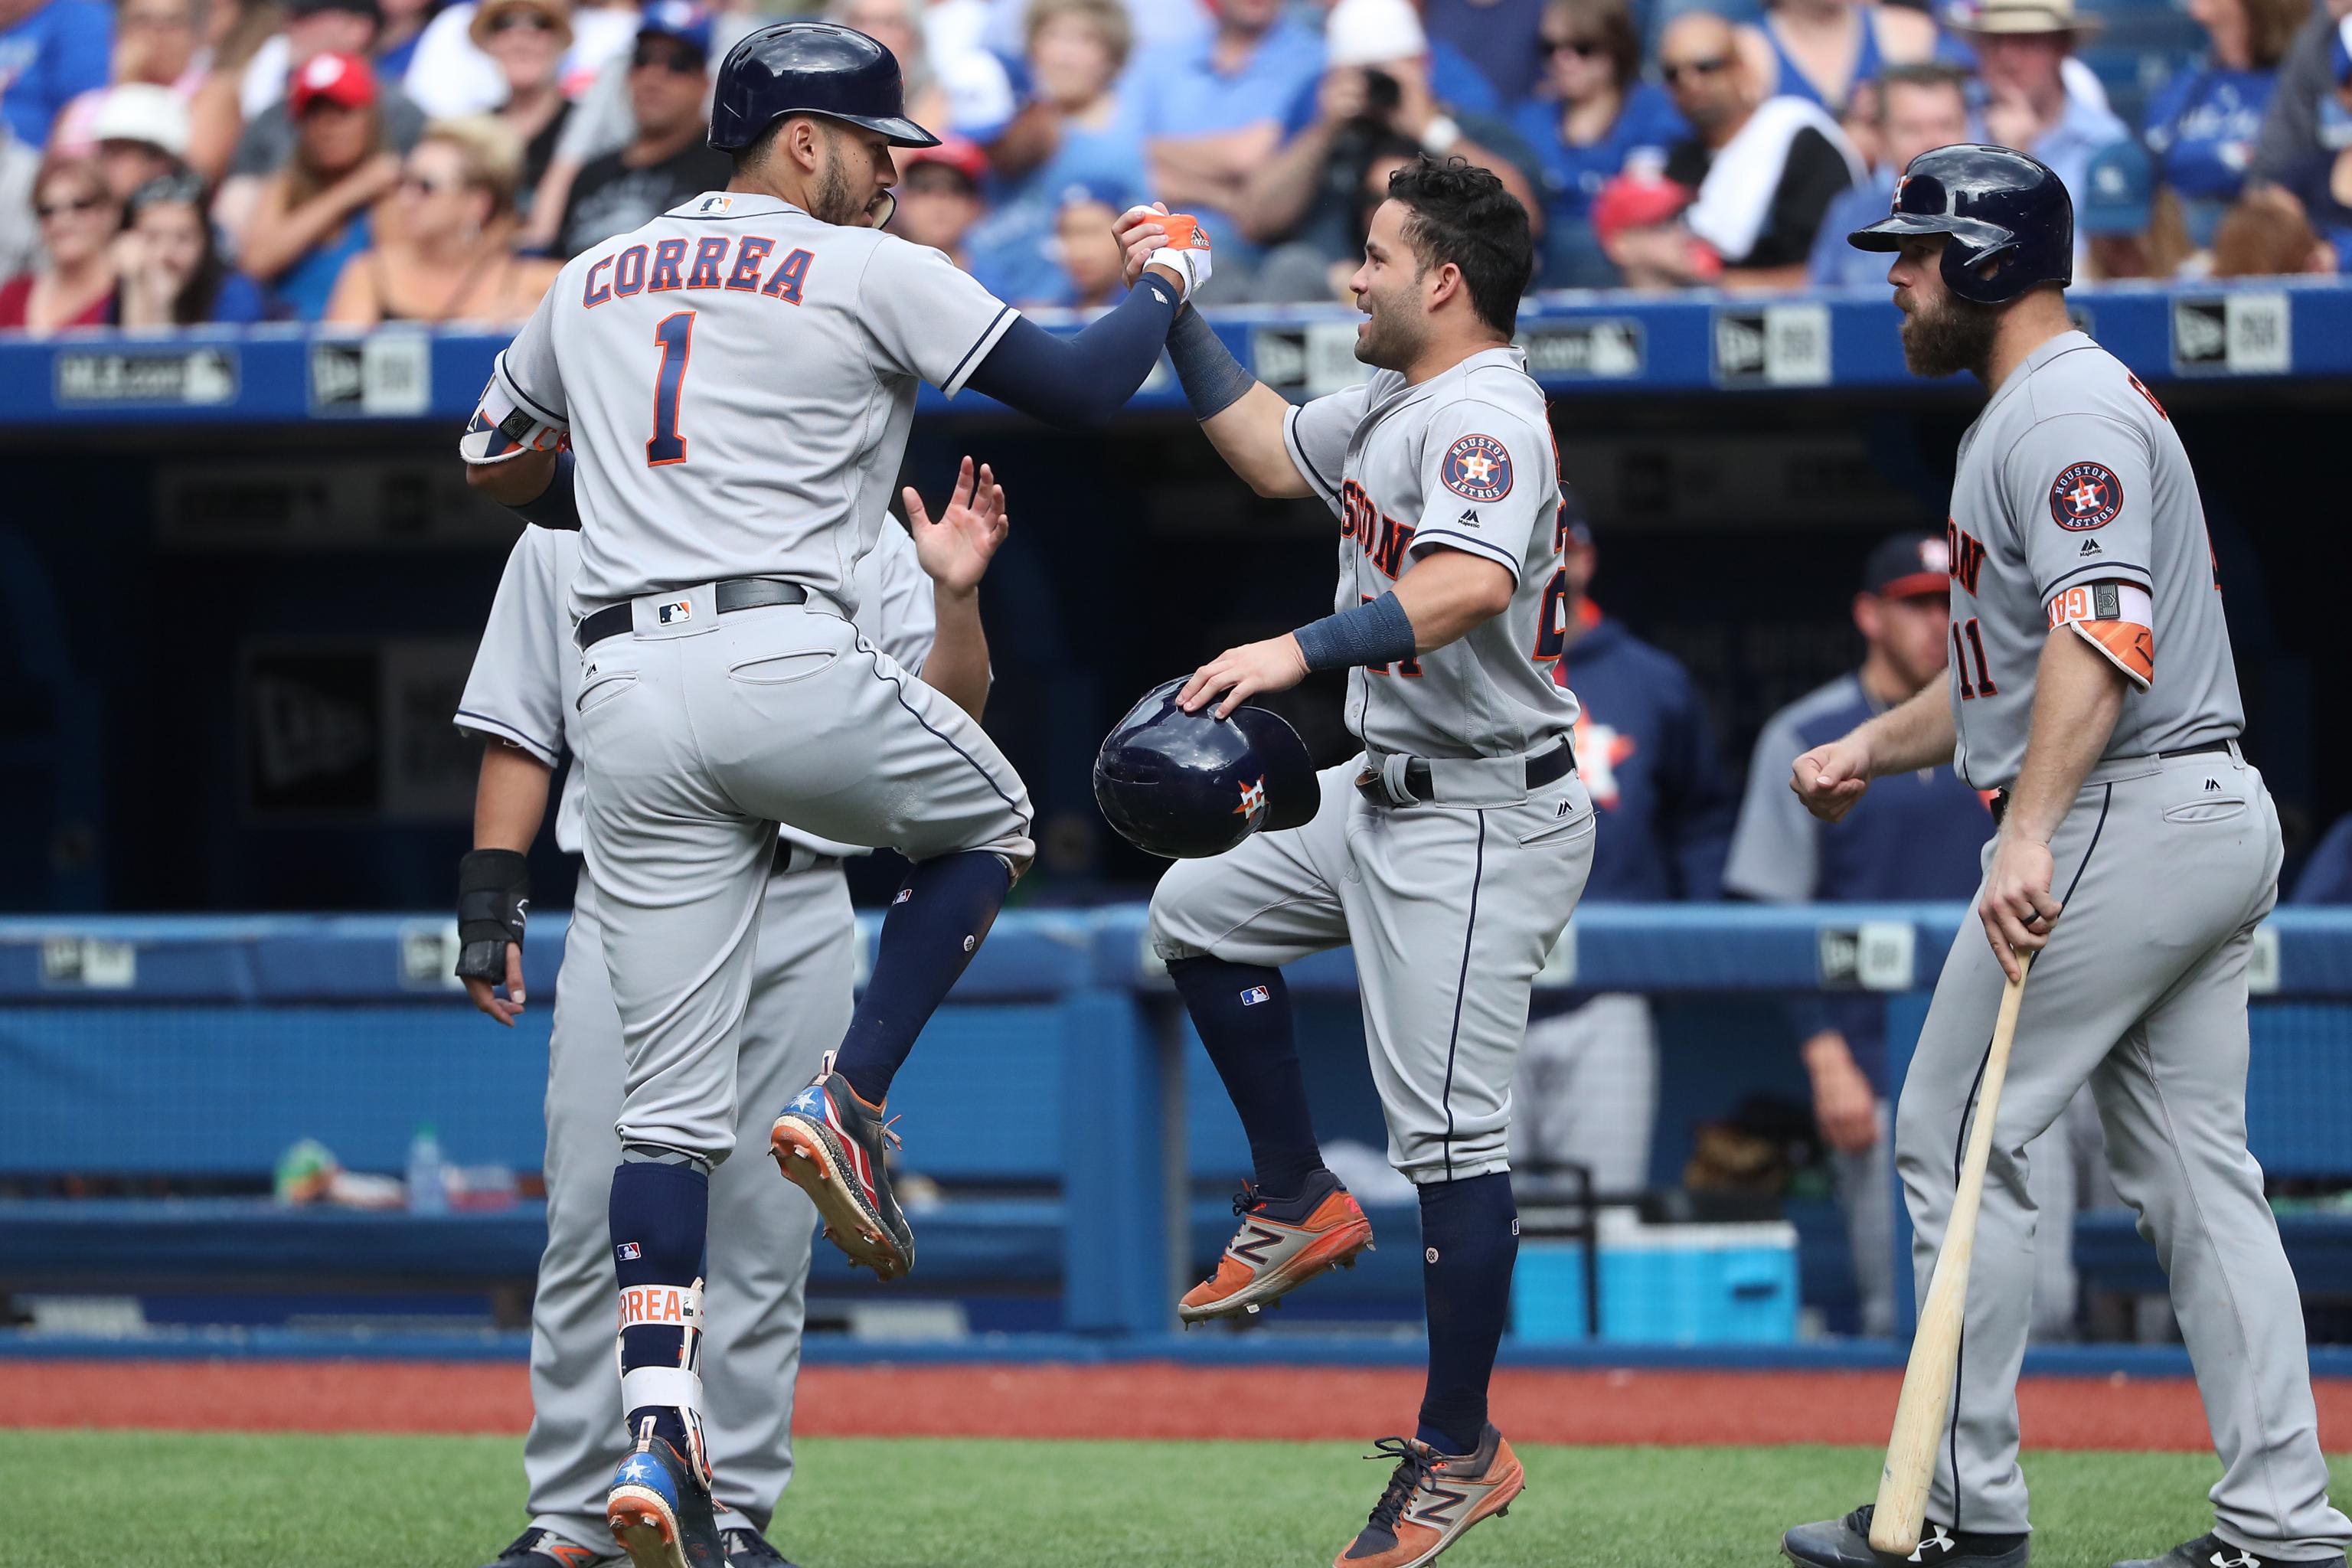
[1848,144,2073,304]
[1094,679,1319,859]
[708,21,939,153]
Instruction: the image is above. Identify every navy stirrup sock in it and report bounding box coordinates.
[609,1154,711,1465]
[1167,956,1326,1201]
[1415,1171,1518,1455]
[830,851,1012,1106]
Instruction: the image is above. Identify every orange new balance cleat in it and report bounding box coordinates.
[1333,1426,1524,1568]
[1179,1170,1374,1325]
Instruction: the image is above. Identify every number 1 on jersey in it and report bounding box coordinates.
[648,310,694,467]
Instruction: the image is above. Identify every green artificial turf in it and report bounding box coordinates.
[10,1431,2347,1568]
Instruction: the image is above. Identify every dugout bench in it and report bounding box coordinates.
[1,906,2347,1344]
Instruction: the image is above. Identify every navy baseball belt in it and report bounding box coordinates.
[1356,737,1576,809]
[1986,737,2234,828]
[575,577,810,649]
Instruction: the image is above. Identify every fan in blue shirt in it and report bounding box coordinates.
[1128,0,1324,276]
[1513,0,1687,286]
[0,0,112,149]
[1808,61,1972,289]
[2146,61,2279,248]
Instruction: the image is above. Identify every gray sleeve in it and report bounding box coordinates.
[2252,16,2328,185]
[229,105,287,178]
[855,521,940,675]
[1720,709,1822,903]
[455,528,570,766]
[1403,398,1551,577]
[556,58,633,165]
[856,237,1021,394]
[492,278,568,424]
[2002,410,2154,599]
[1282,382,1373,511]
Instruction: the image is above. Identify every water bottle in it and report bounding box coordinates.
[407,1123,449,1215]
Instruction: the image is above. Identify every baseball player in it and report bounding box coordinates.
[452,475,1005,1568]
[1116,155,1592,1568]
[1780,145,2350,1568]
[455,20,1206,1567]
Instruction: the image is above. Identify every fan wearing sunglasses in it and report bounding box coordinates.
[0,158,124,333]
[1509,0,1690,286]
[1610,9,1864,290]
[325,116,563,324]
[550,4,733,259]
[472,0,575,220]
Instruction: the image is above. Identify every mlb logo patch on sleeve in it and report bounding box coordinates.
[1442,434,1514,502]
[1239,985,1272,1006]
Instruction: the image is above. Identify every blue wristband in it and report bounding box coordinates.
[1166,306,1255,421]
[1292,591,1418,672]
[509,449,580,531]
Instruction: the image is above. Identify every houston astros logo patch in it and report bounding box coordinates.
[1441,434,1513,502]
[2049,462,2122,530]
[1233,775,1268,821]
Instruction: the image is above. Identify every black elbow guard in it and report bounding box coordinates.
[455,848,530,983]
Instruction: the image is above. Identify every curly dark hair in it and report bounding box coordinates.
[1383,154,1534,339]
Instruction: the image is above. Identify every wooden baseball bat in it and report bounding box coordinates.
[1868,957,2033,1557]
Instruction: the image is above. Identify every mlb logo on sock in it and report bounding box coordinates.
[1239,985,1270,1006]
[893,887,913,905]
[616,1242,642,1261]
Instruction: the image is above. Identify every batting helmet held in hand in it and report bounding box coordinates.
[1094,679,1319,859]
[709,21,939,153]
[1847,143,2073,304]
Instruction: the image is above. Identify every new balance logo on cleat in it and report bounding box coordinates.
[1230,1224,1284,1265]
[1239,985,1271,1005]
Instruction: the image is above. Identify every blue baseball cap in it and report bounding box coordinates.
[1864,533,1951,599]
[2078,138,2151,238]
[637,2,715,61]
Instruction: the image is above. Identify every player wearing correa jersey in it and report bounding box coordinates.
[1116,156,1589,1568]
[1779,145,2349,1568]
[454,21,1211,1568]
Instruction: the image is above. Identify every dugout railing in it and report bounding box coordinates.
[1,904,2347,1353]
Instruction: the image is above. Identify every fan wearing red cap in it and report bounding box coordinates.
[890,136,988,270]
[237,51,403,319]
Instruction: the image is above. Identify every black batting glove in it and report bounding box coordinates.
[456,848,530,985]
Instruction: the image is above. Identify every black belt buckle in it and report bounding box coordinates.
[577,578,808,648]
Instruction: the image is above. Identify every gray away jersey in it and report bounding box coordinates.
[453,519,938,854]
[488,191,1020,619]
[1944,331,2242,789]
[1283,345,1580,760]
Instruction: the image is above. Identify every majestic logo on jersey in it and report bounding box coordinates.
[2050,462,2123,530]
[1440,433,1514,502]
[1233,776,1268,822]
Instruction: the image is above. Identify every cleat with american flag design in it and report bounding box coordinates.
[605,1427,724,1568]
[1334,1425,1524,1568]
[476,1527,619,1568]
[1180,1169,1374,1325]
[769,1053,913,1281]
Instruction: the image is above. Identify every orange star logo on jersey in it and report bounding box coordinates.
[1459,450,1497,485]
[1573,716,1638,809]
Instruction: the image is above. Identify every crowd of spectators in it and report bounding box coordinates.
[0,0,2348,331]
